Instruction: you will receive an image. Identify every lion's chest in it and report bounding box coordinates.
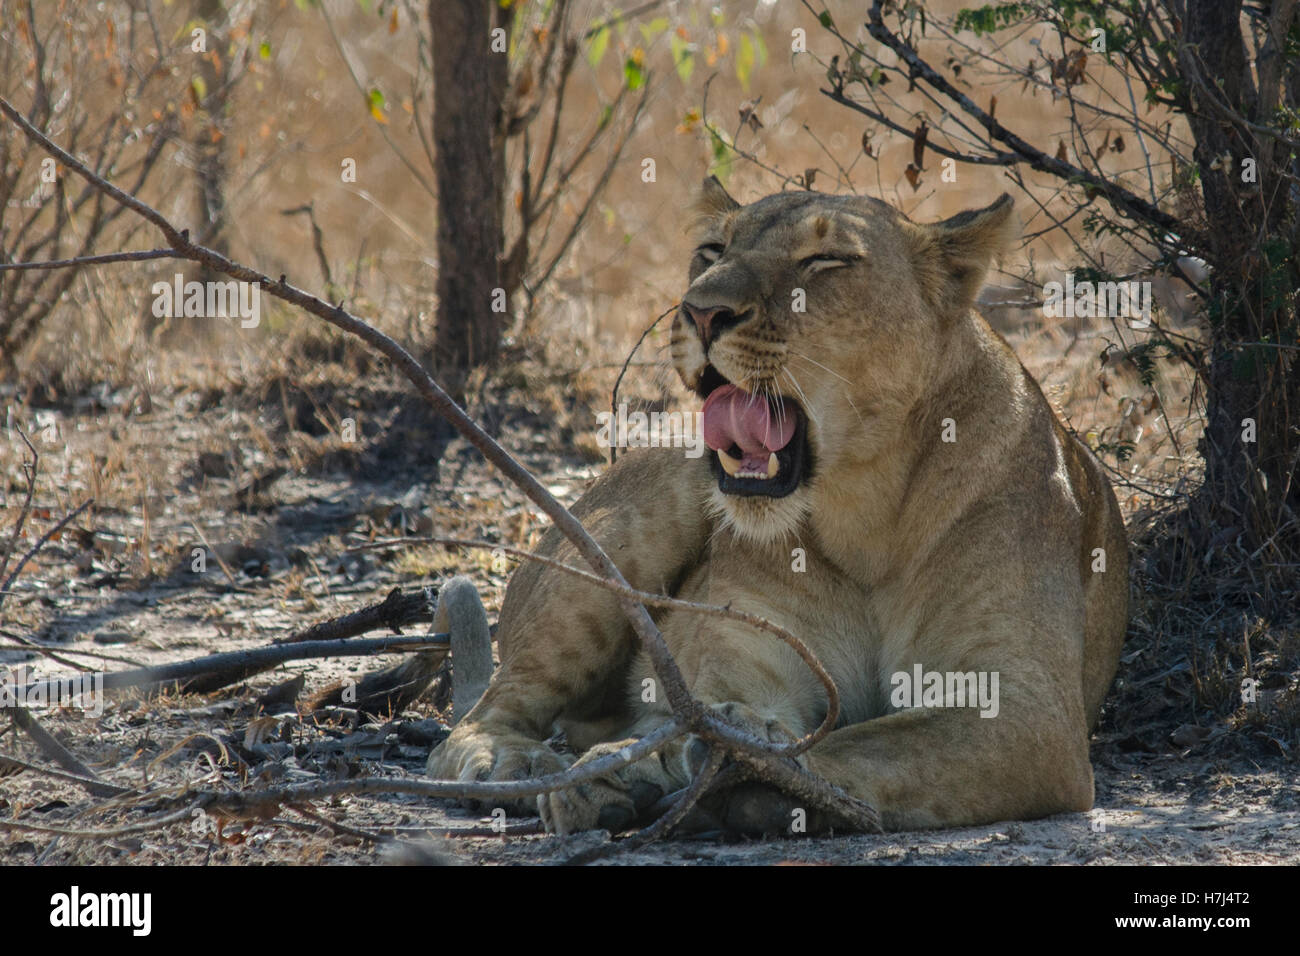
[654,536,888,727]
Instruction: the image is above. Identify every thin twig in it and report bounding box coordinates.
[609,302,678,464]
[0,801,200,839]
[0,248,175,271]
[0,429,38,589]
[0,751,131,797]
[204,720,685,811]
[0,500,92,611]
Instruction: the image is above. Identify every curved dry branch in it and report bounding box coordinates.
[0,93,882,843]
[349,535,841,757]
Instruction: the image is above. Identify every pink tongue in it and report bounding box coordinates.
[701,385,796,468]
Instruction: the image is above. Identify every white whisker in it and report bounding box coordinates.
[781,368,822,433]
[763,377,788,437]
[842,390,866,429]
[789,349,854,386]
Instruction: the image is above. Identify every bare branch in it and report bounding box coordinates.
[0,248,177,271]
[819,88,1019,166]
[0,498,93,611]
[853,0,1187,238]
[610,302,678,464]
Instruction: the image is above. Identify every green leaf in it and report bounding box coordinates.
[670,34,694,82]
[709,129,734,181]
[190,76,208,100]
[587,24,609,67]
[752,29,768,67]
[953,4,1030,36]
[639,17,669,43]
[818,10,834,29]
[258,41,271,60]
[624,57,646,90]
[736,33,755,91]
[368,87,388,123]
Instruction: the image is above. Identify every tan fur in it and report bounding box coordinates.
[427,181,1128,834]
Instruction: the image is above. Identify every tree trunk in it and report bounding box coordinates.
[429,0,514,392]
[151,0,232,343]
[1181,0,1300,599]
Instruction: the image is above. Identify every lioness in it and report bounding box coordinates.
[427,179,1128,834]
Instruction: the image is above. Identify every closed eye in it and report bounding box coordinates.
[799,253,857,273]
[694,243,725,264]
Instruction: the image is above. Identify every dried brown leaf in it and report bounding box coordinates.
[912,121,929,170]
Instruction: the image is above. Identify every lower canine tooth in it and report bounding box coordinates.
[766,452,779,479]
[717,448,742,476]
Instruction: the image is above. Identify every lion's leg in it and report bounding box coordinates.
[426,448,713,812]
[536,642,1095,835]
[801,686,1095,831]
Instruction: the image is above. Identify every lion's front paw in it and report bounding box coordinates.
[536,738,683,836]
[687,701,804,770]
[683,702,819,837]
[426,722,572,815]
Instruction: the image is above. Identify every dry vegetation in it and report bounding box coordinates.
[0,0,1295,865]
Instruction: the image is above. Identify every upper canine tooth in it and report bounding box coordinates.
[766,452,779,479]
[717,448,742,476]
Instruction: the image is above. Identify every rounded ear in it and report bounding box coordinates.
[909,193,1018,311]
[689,175,740,229]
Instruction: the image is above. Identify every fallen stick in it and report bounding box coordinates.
[273,586,438,644]
[9,708,123,798]
[16,633,450,701]
[305,576,491,719]
[0,750,131,797]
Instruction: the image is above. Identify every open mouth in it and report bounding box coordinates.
[697,366,811,498]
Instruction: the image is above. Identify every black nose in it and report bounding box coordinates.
[682,302,745,350]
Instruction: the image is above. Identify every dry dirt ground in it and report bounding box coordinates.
[1,357,1296,867]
